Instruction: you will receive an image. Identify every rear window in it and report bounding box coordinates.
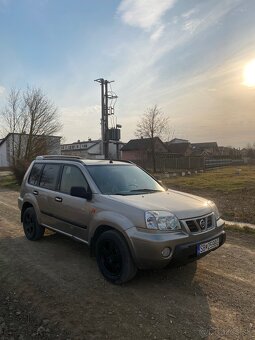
[39,164,61,191]
[28,163,43,186]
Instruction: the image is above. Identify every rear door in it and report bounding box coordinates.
[36,163,62,227]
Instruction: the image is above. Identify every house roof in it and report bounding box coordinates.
[0,133,10,147]
[121,137,166,152]
[191,142,218,149]
[165,142,190,155]
[168,138,189,144]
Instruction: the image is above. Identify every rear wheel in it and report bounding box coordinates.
[96,230,137,284]
[23,207,45,241]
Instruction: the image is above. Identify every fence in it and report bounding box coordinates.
[205,158,244,168]
[134,155,205,172]
[134,154,245,172]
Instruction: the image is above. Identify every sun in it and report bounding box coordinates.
[243,59,255,87]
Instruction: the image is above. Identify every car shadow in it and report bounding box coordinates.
[41,231,212,338]
[1,230,213,339]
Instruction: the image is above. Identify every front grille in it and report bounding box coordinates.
[184,213,215,233]
[186,220,199,232]
[207,214,213,229]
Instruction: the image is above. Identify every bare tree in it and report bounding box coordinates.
[246,142,255,158]
[1,87,62,182]
[135,105,169,172]
[23,87,62,160]
[1,89,27,164]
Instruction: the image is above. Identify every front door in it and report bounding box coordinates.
[51,164,91,242]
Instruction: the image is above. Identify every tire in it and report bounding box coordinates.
[23,207,45,241]
[95,230,137,284]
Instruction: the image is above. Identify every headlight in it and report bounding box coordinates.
[145,211,181,231]
[207,201,220,220]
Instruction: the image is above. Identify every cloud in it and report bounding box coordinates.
[182,19,201,34]
[181,8,196,19]
[0,86,6,96]
[150,24,165,41]
[117,0,176,31]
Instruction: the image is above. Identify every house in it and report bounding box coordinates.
[218,146,241,157]
[0,133,61,168]
[165,138,192,157]
[61,139,124,160]
[191,142,219,156]
[121,137,168,161]
[167,138,189,144]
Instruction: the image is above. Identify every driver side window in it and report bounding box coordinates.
[60,165,88,195]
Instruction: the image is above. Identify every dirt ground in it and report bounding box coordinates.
[0,189,254,340]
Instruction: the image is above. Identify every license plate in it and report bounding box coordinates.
[197,237,220,255]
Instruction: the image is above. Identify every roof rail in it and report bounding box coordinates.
[115,159,134,164]
[35,155,83,162]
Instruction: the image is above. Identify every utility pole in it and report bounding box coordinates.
[104,80,109,159]
[100,79,105,155]
[94,78,117,159]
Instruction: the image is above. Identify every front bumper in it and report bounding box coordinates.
[170,230,226,265]
[126,219,226,269]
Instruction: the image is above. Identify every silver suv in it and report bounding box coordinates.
[18,156,226,283]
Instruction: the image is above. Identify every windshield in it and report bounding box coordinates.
[87,164,165,195]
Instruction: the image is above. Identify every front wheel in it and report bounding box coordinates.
[23,207,45,241]
[95,230,137,284]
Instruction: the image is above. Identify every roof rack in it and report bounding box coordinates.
[35,155,83,162]
[114,159,134,164]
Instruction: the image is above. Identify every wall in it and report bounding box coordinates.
[0,134,61,168]
[122,150,148,161]
[0,141,8,167]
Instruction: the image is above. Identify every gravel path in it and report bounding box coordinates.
[0,189,254,339]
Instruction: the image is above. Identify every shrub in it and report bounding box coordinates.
[12,159,30,185]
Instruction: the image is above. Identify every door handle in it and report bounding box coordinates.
[33,190,38,196]
[55,197,63,202]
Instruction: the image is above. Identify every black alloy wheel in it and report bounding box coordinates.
[96,230,137,284]
[23,207,44,241]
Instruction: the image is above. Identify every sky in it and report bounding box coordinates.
[0,0,255,147]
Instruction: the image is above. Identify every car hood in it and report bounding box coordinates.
[108,189,212,219]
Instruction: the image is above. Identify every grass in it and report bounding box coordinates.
[161,166,255,193]
[0,172,19,190]
[160,165,255,225]
[225,224,255,235]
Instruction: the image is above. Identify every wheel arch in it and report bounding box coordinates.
[21,202,34,222]
[90,224,135,261]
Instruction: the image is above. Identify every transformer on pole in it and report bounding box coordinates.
[94,78,121,159]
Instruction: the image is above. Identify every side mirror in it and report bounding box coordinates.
[70,186,92,200]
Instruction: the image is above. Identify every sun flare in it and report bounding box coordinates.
[243,59,255,87]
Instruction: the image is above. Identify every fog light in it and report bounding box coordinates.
[161,247,171,258]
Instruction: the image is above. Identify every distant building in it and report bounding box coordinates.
[218,146,241,157]
[61,139,124,160]
[191,142,219,156]
[121,137,168,161]
[167,138,189,144]
[0,133,61,168]
[241,148,249,157]
[165,138,192,157]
